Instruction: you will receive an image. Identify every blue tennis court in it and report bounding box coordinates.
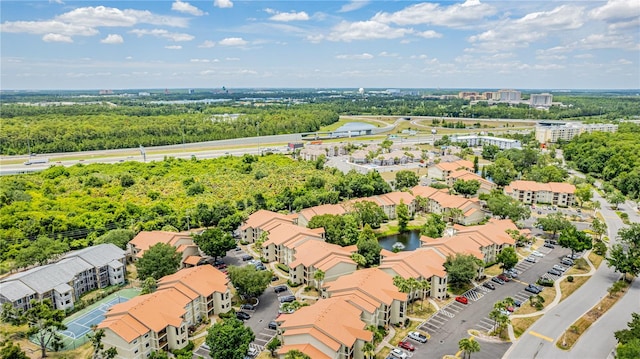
[59,295,128,341]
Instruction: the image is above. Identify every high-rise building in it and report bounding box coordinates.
[535,122,618,143]
[530,93,553,107]
[497,89,521,102]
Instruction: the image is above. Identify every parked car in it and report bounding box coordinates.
[274,285,288,293]
[241,304,256,311]
[247,347,259,357]
[236,311,251,320]
[279,295,296,303]
[543,242,555,249]
[506,305,515,312]
[390,348,409,359]
[561,258,574,266]
[408,331,428,343]
[241,255,254,261]
[492,276,506,285]
[455,296,469,304]
[497,274,510,282]
[255,264,267,271]
[525,284,543,294]
[482,282,496,290]
[505,269,519,278]
[268,321,277,330]
[525,256,539,263]
[553,264,567,272]
[548,269,562,276]
[531,251,545,257]
[514,300,522,307]
[398,341,415,351]
[567,253,581,260]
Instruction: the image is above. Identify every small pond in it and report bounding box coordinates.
[378,230,422,252]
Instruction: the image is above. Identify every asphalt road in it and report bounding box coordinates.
[503,188,635,359]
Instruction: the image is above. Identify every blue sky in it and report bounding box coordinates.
[1,0,639,90]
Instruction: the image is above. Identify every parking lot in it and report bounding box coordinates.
[410,244,575,359]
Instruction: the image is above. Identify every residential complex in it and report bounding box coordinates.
[535,122,618,143]
[445,170,497,194]
[99,265,231,359]
[504,180,576,207]
[450,134,522,149]
[0,244,126,311]
[428,159,474,180]
[128,231,202,268]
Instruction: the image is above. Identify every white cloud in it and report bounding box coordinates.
[172,0,206,16]
[328,20,411,42]
[339,1,370,13]
[589,0,639,22]
[372,0,496,28]
[1,20,98,36]
[575,33,638,50]
[616,58,633,65]
[574,54,593,59]
[125,56,133,60]
[130,29,194,42]
[416,30,442,39]
[218,37,247,46]
[410,54,429,60]
[268,11,309,22]
[101,34,124,44]
[214,0,233,9]
[56,6,189,28]
[225,57,240,61]
[42,33,73,43]
[198,40,215,48]
[190,58,210,63]
[336,53,374,60]
[165,45,182,50]
[378,51,398,57]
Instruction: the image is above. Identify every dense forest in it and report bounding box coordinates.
[563,123,640,199]
[0,154,392,271]
[1,92,638,155]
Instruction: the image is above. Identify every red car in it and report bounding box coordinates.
[506,306,515,312]
[497,274,510,282]
[398,341,415,351]
[455,296,468,304]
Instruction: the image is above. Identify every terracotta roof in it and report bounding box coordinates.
[239,209,293,231]
[289,240,354,271]
[262,223,324,247]
[436,160,474,172]
[277,344,331,359]
[377,191,415,205]
[277,297,372,351]
[505,180,576,194]
[411,185,446,199]
[299,204,347,222]
[183,255,202,266]
[448,170,495,187]
[157,265,229,297]
[323,268,407,305]
[380,248,447,279]
[129,231,193,257]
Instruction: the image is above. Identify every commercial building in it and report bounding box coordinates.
[497,89,522,102]
[535,122,618,143]
[530,93,553,108]
[450,135,522,150]
[504,180,576,207]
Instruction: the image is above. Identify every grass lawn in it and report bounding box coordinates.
[556,285,628,350]
[378,347,392,358]
[566,265,590,276]
[484,264,503,276]
[449,283,475,295]
[511,315,542,338]
[0,321,94,359]
[516,287,556,315]
[389,320,421,345]
[588,252,604,269]
[559,276,590,302]
[408,301,437,319]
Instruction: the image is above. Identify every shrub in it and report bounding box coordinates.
[219,309,236,319]
[574,258,588,270]
[593,241,607,256]
[277,263,290,273]
[287,280,301,288]
[567,275,574,283]
[537,278,554,287]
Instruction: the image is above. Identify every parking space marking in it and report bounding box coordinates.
[528,331,554,342]
[441,310,455,318]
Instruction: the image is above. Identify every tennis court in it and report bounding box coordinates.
[56,288,139,349]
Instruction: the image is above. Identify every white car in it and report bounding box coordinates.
[553,264,567,272]
[532,251,545,257]
[390,348,409,359]
[408,331,428,343]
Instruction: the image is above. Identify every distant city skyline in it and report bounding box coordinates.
[1,0,638,90]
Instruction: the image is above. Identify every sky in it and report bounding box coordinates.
[1,0,639,90]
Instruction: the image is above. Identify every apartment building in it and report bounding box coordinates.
[239,210,296,243]
[504,180,576,207]
[298,204,347,228]
[99,266,230,359]
[418,188,485,225]
[346,191,416,220]
[128,231,200,268]
[535,122,618,143]
[428,160,474,180]
[277,297,373,359]
[446,170,497,195]
[379,248,448,300]
[288,240,357,287]
[0,244,126,311]
[261,222,325,265]
[530,93,553,108]
[450,135,522,150]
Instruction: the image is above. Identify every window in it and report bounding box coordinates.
[134,349,139,354]
[144,333,149,338]
[145,343,149,348]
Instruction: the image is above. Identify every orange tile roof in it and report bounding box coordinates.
[380,248,447,279]
[377,191,415,205]
[157,265,229,297]
[448,170,495,187]
[277,297,372,351]
[262,223,324,247]
[277,344,332,359]
[289,241,354,270]
[183,256,202,266]
[323,268,407,305]
[239,209,293,231]
[411,185,446,199]
[130,231,193,257]
[505,180,576,194]
[436,160,474,172]
[299,204,347,221]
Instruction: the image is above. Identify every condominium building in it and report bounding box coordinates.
[497,89,522,102]
[128,231,200,268]
[239,209,296,243]
[535,122,618,143]
[530,93,553,108]
[504,180,576,207]
[450,135,522,150]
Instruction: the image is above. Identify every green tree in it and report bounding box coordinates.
[453,179,481,198]
[524,165,568,183]
[193,228,236,261]
[486,157,517,186]
[497,247,518,271]
[591,217,607,241]
[444,254,480,290]
[308,214,359,246]
[0,341,28,359]
[396,200,410,232]
[395,170,419,190]
[313,269,325,291]
[575,185,593,208]
[362,342,376,359]
[381,138,393,153]
[94,229,135,249]
[1,299,66,358]
[205,318,255,359]
[140,277,157,295]
[536,212,571,240]
[421,213,446,238]
[356,224,382,267]
[473,156,479,173]
[482,145,500,160]
[607,224,640,280]
[506,228,532,247]
[616,339,640,359]
[283,350,312,359]
[458,337,481,359]
[609,191,626,209]
[88,327,118,359]
[266,337,281,357]
[608,280,627,298]
[227,265,273,298]
[352,200,387,229]
[15,236,69,268]
[486,192,531,221]
[350,253,367,267]
[615,313,640,359]
[558,225,593,257]
[135,243,181,280]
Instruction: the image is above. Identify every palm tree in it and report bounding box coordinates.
[362,342,376,359]
[466,337,481,358]
[313,269,325,292]
[447,208,465,223]
[393,276,411,313]
[417,278,431,311]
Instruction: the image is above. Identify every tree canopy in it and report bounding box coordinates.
[356,224,382,267]
[485,192,531,221]
[307,214,359,246]
[396,200,410,232]
[227,265,273,298]
[615,312,640,359]
[444,254,480,290]
[497,247,518,271]
[453,179,481,198]
[421,213,446,238]
[536,212,571,239]
[395,170,419,190]
[607,224,640,280]
[205,318,255,359]
[558,225,593,256]
[136,243,181,280]
[193,228,236,260]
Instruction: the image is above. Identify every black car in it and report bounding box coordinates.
[279,295,296,303]
[241,255,254,261]
[268,321,277,330]
[236,311,251,320]
[491,276,505,285]
[241,304,256,311]
[482,282,496,290]
[274,285,288,293]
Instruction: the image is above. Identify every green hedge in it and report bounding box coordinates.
[277,263,290,273]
